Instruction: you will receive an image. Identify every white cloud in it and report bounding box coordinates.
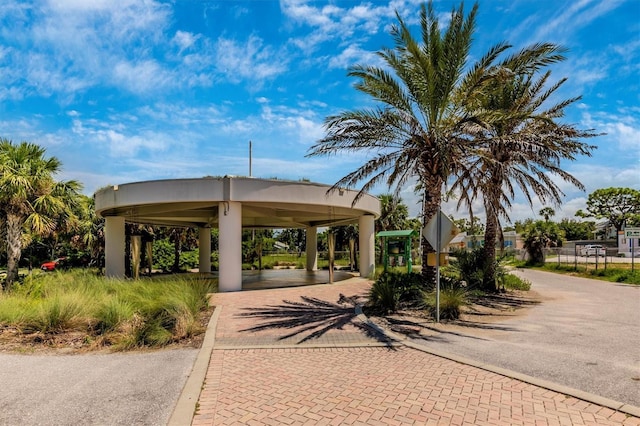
[215,36,288,84]
[172,30,200,52]
[112,60,173,94]
[581,110,640,156]
[280,0,398,53]
[532,0,625,42]
[328,44,379,69]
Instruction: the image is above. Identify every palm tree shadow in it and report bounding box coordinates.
[238,293,396,347]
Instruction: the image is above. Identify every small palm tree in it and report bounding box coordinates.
[0,139,82,289]
[376,194,409,232]
[522,220,564,265]
[539,207,556,222]
[308,1,510,285]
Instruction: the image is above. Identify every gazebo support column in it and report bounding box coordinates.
[306,226,318,271]
[198,226,211,274]
[359,214,375,278]
[105,216,125,278]
[218,201,242,291]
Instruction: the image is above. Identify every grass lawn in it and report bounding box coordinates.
[256,253,353,269]
[519,263,640,285]
[0,269,216,352]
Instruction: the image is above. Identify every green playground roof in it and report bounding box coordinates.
[376,230,417,238]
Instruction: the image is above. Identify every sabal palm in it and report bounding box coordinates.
[453,49,597,290]
[376,194,409,232]
[0,139,82,289]
[308,1,509,284]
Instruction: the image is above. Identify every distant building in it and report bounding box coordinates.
[617,229,640,257]
[273,241,289,251]
[446,231,523,252]
[594,220,617,240]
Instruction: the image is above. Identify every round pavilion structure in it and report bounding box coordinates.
[94,176,380,291]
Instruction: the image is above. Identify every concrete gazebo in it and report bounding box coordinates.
[94,176,381,291]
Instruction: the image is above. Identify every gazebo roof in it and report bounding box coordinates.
[94,176,380,229]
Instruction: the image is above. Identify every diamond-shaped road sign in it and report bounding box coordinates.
[422,211,459,251]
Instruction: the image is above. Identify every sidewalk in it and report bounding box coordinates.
[184,278,639,425]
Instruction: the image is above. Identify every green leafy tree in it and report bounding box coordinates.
[522,220,564,265]
[276,228,305,254]
[576,187,640,233]
[0,140,82,289]
[450,216,484,236]
[558,218,596,241]
[308,1,516,285]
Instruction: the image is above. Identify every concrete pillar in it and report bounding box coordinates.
[359,214,375,278]
[198,226,212,273]
[306,226,317,271]
[105,216,125,278]
[218,201,242,291]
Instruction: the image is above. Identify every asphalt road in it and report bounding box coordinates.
[0,348,197,426]
[413,269,640,407]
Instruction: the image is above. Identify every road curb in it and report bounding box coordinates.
[168,303,221,426]
[359,308,640,419]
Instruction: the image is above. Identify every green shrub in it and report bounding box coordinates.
[368,271,425,314]
[152,240,199,272]
[94,298,135,334]
[422,286,468,320]
[22,294,87,333]
[368,276,400,314]
[449,248,486,289]
[499,273,531,291]
[0,270,216,349]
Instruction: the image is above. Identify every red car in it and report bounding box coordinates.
[40,257,67,271]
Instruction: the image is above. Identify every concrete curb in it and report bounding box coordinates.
[167,304,221,426]
[358,307,640,419]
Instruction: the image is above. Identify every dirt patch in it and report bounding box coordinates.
[368,290,542,340]
[0,307,214,355]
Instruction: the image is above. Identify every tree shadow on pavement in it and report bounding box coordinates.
[468,293,540,310]
[238,293,396,347]
[374,309,522,344]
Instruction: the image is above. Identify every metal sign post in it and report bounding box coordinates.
[423,209,458,323]
[436,207,442,323]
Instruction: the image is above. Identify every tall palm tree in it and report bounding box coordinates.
[0,139,82,289]
[308,1,510,285]
[452,49,597,290]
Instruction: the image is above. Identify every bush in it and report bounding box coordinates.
[422,286,468,320]
[152,239,199,272]
[0,270,216,349]
[449,248,486,289]
[499,273,531,291]
[368,271,425,314]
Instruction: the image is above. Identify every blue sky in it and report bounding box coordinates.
[1,0,638,223]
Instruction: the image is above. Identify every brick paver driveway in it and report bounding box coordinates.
[192,278,639,425]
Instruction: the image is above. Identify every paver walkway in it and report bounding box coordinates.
[192,278,639,425]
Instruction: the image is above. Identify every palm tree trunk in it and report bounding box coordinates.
[4,212,24,290]
[482,204,499,292]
